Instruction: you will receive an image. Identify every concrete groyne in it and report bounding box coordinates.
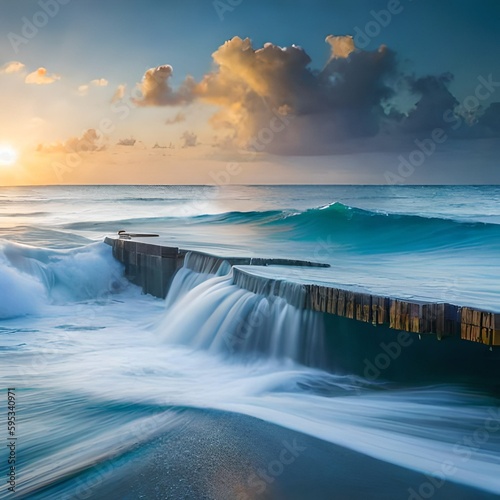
[105,237,500,348]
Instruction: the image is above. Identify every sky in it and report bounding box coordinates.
[0,0,499,185]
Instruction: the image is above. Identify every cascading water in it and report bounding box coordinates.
[159,252,326,368]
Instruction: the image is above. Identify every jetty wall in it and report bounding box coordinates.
[105,237,500,347]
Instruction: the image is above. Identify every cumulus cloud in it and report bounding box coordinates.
[132,36,400,153]
[165,111,186,125]
[181,131,197,148]
[112,84,126,103]
[325,35,356,60]
[400,73,458,133]
[37,129,104,153]
[193,35,399,152]
[0,61,25,74]
[25,67,60,85]
[133,65,195,106]
[131,35,486,154]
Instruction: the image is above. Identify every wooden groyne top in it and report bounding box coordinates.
[105,237,500,348]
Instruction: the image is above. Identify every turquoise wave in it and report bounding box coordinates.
[61,202,500,252]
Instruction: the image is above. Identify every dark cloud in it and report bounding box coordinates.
[400,73,458,133]
[190,36,400,153]
[132,35,491,155]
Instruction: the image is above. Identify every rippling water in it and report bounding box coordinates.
[1,185,500,499]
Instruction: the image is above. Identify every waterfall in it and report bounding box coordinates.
[158,254,326,367]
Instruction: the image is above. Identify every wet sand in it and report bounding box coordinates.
[39,408,499,500]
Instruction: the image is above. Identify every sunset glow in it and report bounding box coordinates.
[0,1,499,185]
[0,145,17,166]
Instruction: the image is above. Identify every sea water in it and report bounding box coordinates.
[1,185,500,498]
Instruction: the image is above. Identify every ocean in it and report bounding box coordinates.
[1,185,500,499]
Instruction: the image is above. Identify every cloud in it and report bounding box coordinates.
[400,73,458,133]
[0,61,25,74]
[132,35,487,155]
[91,78,108,87]
[193,35,399,153]
[25,67,60,85]
[181,131,197,148]
[133,36,400,153]
[117,138,136,146]
[78,78,109,96]
[112,84,126,103]
[325,35,356,60]
[165,111,186,125]
[133,65,195,106]
[37,129,104,153]
[77,84,90,96]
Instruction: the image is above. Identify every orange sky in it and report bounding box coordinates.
[1,1,499,185]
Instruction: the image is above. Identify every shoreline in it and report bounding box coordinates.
[36,408,500,500]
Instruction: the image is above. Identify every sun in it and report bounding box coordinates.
[0,145,18,166]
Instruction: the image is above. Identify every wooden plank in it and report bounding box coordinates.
[393,300,400,330]
[326,287,334,315]
[361,293,371,323]
[379,297,389,324]
[313,286,319,311]
[346,292,355,319]
[389,300,397,330]
[402,301,410,331]
[309,285,321,311]
[460,322,468,341]
[337,290,346,317]
[354,293,369,323]
[330,288,339,315]
[410,302,421,333]
[371,301,378,325]
[355,293,363,321]
[436,303,445,335]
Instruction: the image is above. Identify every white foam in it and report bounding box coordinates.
[0,241,127,318]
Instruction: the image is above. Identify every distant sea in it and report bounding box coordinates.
[1,185,500,499]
